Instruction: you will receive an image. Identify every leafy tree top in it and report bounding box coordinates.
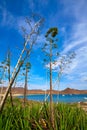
[45,28,58,38]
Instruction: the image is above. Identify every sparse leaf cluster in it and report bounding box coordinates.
[45,27,58,37]
[57,52,76,75]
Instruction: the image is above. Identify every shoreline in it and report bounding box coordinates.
[0,93,87,96]
[0,87,87,95]
[0,94,24,97]
[0,94,87,112]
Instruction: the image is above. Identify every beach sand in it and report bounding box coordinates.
[78,102,87,113]
[0,93,23,97]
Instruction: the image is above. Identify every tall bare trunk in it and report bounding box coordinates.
[0,65,21,112]
[8,52,13,107]
[24,66,27,105]
[50,44,55,129]
[0,40,30,112]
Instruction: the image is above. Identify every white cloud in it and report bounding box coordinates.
[60,0,87,22]
[28,0,49,12]
[60,81,87,90]
[81,76,87,82]
[0,6,32,33]
[61,21,87,86]
[29,84,47,90]
[62,45,87,87]
[0,6,15,28]
[28,0,35,11]
[58,0,87,89]
[63,23,87,53]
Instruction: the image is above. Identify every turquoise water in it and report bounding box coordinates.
[19,94,87,103]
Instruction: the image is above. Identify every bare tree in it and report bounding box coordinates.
[0,62,6,101]
[42,27,58,129]
[0,17,44,112]
[0,54,13,103]
[53,52,76,102]
[22,62,31,105]
[0,61,7,84]
[6,49,13,107]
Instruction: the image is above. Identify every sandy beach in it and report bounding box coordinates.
[0,93,24,97]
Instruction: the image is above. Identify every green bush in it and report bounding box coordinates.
[0,99,87,130]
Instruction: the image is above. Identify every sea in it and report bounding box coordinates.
[19,94,87,103]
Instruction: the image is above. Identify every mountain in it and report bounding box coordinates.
[0,87,87,94]
[60,87,87,94]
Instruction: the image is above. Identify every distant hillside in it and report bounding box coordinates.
[0,87,87,94]
[60,88,87,94]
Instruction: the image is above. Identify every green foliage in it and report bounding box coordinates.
[0,99,87,130]
[45,28,58,38]
[22,61,31,75]
[19,60,24,66]
[42,27,58,64]
[25,62,31,71]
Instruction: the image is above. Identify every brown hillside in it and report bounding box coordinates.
[0,87,87,94]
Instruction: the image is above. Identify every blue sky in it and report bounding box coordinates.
[0,0,87,90]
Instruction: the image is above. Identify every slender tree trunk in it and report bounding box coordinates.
[0,32,32,113]
[57,73,60,104]
[8,53,13,107]
[0,65,21,112]
[50,61,52,111]
[24,66,27,105]
[0,41,31,112]
[50,44,55,129]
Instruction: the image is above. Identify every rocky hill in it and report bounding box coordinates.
[0,87,87,94]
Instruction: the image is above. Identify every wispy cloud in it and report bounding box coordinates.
[28,0,49,13]
[63,23,87,53]
[60,0,87,22]
[0,6,16,28]
[0,0,87,90]
[62,45,87,88]
[52,0,87,89]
